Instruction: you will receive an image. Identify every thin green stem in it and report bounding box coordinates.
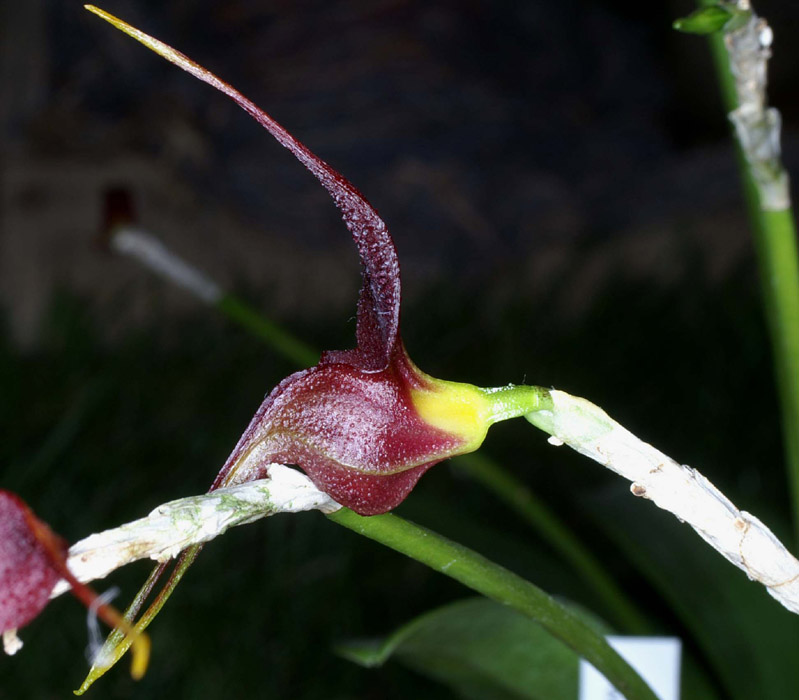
[480,383,553,422]
[327,508,658,700]
[453,452,650,634]
[752,209,799,544]
[216,294,319,367]
[698,5,799,544]
[699,13,738,110]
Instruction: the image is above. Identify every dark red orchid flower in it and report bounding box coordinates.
[78,6,549,688]
[0,490,150,677]
[84,4,545,516]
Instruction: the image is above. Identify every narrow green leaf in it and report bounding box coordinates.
[215,295,319,367]
[338,598,611,700]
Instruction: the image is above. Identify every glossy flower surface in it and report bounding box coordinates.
[214,349,499,514]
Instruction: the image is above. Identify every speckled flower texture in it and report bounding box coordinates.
[81,7,543,515]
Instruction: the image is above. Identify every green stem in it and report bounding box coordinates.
[480,383,553,421]
[453,452,650,634]
[216,294,319,367]
[699,7,799,544]
[327,508,658,700]
[752,209,799,544]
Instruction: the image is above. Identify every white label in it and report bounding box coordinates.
[579,636,681,700]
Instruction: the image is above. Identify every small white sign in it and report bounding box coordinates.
[579,636,681,700]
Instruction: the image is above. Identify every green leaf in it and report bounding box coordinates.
[337,597,612,700]
[672,6,744,35]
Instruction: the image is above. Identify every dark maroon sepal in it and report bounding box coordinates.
[0,490,67,633]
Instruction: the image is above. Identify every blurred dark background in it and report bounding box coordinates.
[2,0,799,697]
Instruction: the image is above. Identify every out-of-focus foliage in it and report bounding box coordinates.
[338,597,608,700]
